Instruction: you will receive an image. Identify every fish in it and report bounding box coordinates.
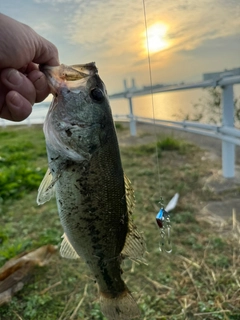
[37,63,145,319]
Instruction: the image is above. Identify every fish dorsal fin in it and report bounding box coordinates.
[60,233,80,259]
[37,168,56,205]
[122,175,146,264]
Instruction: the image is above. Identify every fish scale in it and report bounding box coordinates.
[55,148,128,295]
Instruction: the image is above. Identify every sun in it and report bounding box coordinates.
[145,23,169,54]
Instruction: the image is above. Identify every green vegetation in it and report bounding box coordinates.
[0,127,46,202]
[0,124,239,319]
[114,122,125,131]
[122,135,193,158]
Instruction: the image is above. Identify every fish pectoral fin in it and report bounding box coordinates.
[37,168,57,205]
[60,233,80,259]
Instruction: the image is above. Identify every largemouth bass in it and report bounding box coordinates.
[37,63,145,319]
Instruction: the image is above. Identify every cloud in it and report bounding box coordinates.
[49,0,239,89]
[2,0,239,91]
[62,0,240,62]
[34,0,85,3]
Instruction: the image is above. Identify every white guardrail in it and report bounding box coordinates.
[109,75,240,179]
[1,75,240,178]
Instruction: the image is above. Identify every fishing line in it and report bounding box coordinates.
[141,0,162,200]
[142,0,173,253]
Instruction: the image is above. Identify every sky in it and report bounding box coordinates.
[2,0,240,93]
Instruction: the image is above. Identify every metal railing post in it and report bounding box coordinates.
[222,84,235,178]
[128,96,136,136]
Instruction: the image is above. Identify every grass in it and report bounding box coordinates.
[0,124,240,320]
[0,127,46,202]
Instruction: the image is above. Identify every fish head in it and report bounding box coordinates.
[41,63,114,161]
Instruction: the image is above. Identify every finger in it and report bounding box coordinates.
[0,91,32,121]
[1,68,36,105]
[33,36,59,67]
[18,62,38,74]
[27,69,50,103]
[0,82,8,111]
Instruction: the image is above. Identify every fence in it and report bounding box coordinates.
[1,75,240,178]
[109,75,240,179]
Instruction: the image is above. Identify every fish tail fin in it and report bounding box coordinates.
[100,288,140,320]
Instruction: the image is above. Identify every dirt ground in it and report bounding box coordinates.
[119,121,240,159]
[118,121,240,224]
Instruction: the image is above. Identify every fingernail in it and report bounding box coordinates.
[9,92,23,108]
[7,69,23,85]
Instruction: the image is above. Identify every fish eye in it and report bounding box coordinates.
[90,88,104,102]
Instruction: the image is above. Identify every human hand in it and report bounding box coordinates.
[0,14,59,121]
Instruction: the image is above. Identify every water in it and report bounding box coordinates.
[109,85,240,123]
[110,88,210,121]
[1,85,240,126]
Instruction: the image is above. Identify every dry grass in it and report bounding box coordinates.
[0,123,239,320]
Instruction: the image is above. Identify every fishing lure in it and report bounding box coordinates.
[156,193,179,253]
[156,207,167,229]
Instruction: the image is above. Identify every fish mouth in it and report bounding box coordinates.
[40,63,98,94]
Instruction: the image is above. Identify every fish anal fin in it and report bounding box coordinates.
[100,288,140,320]
[37,168,56,205]
[60,234,80,259]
